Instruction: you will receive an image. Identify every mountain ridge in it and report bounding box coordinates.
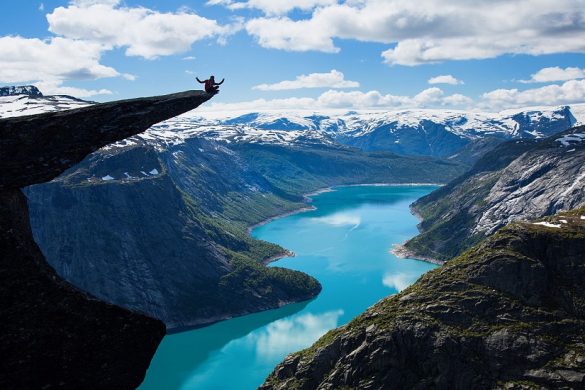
[403,124,585,262]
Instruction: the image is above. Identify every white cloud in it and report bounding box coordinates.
[38,3,45,11]
[182,56,197,61]
[442,93,473,106]
[241,0,585,65]
[253,70,359,91]
[47,1,236,59]
[246,16,338,52]
[208,0,337,16]
[0,35,124,98]
[481,79,585,110]
[0,36,119,83]
[428,74,463,85]
[36,80,113,97]
[201,87,473,112]
[520,66,585,83]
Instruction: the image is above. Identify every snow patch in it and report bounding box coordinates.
[149,169,159,175]
[101,175,114,181]
[556,133,585,147]
[532,222,561,228]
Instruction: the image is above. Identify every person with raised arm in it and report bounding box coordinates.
[196,75,225,94]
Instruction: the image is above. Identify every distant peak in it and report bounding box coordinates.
[0,85,43,97]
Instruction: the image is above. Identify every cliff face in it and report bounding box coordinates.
[0,91,213,388]
[404,125,585,262]
[0,91,214,189]
[261,208,585,389]
[24,134,460,328]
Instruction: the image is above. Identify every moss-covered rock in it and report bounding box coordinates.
[261,208,585,389]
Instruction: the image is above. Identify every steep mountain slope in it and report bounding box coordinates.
[25,135,461,328]
[0,90,213,389]
[403,125,585,262]
[0,86,459,329]
[261,208,585,389]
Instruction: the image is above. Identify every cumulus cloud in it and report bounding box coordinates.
[481,79,585,110]
[241,0,585,65]
[442,93,473,106]
[47,0,236,59]
[0,36,119,83]
[253,70,359,91]
[0,35,125,98]
[246,16,338,52]
[520,66,585,83]
[36,80,113,97]
[207,0,337,15]
[0,1,237,97]
[201,87,473,112]
[428,74,463,85]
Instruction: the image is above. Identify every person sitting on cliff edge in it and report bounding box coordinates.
[196,75,225,94]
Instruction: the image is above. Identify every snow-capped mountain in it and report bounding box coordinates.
[2,85,584,158]
[0,85,43,97]
[0,90,91,117]
[183,106,582,157]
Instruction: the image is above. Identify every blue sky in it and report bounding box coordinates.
[1,0,584,112]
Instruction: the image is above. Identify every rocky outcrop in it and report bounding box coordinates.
[261,208,585,389]
[0,90,214,388]
[0,91,214,189]
[404,125,585,262]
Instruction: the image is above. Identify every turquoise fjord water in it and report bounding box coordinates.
[140,185,438,390]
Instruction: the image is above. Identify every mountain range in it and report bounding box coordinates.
[13,88,462,329]
[3,86,585,388]
[3,86,584,161]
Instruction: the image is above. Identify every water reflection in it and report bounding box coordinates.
[382,272,419,292]
[251,310,344,359]
[311,212,361,228]
[142,186,439,390]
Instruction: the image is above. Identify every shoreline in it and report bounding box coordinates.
[249,182,445,266]
[247,205,317,235]
[335,182,444,188]
[262,249,296,265]
[388,203,445,266]
[390,243,445,266]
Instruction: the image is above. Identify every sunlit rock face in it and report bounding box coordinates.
[404,125,585,262]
